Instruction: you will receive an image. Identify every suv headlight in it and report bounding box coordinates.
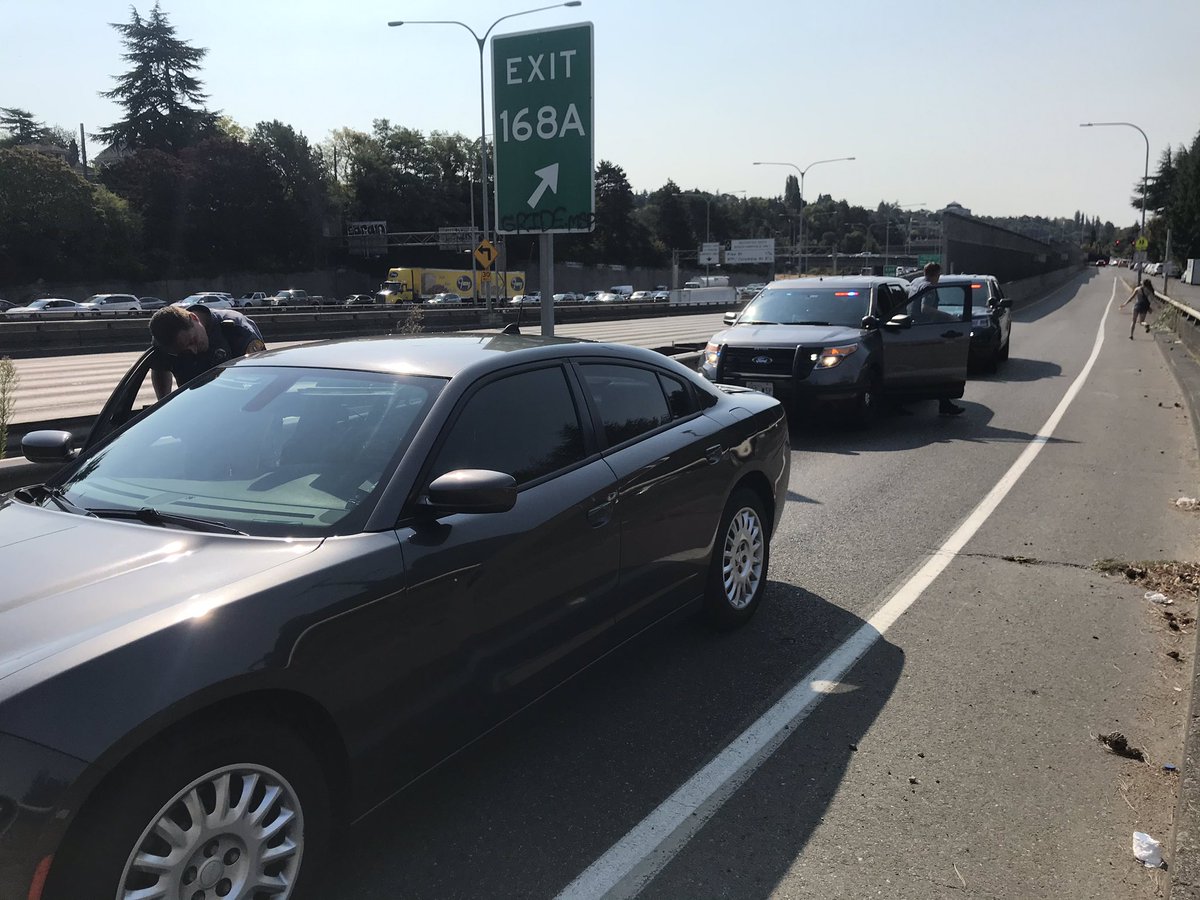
[704,342,722,367]
[814,343,858,369]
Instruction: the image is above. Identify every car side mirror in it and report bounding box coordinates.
[424,469,517,515]
[723,311,738,325]
[998,298,1012,309]
[860,314,879,329]
[22,430,78,465]
[884,314,914,331]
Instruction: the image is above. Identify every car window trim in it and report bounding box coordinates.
[403,360,602,515]
[569,356,705,453]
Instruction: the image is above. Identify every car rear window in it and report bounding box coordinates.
[739,286,871,326]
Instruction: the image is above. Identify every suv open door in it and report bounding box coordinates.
[878,283,973,400]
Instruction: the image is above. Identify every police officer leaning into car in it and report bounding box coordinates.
[148,304,266,400]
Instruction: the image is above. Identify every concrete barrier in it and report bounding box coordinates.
[0,301,740,358]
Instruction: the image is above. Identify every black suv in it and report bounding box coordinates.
[937,274,1012,372]
[701,276,974,423]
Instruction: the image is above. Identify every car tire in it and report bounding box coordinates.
[703,487,770,630]
[43,719,331,900]
[846,369,882,429]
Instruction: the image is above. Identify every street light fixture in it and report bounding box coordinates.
[1079,121,1150,276]
[753,157,855,273]
[388,2,582,309]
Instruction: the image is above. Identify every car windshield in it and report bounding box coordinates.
[739,286,871,326]
[52,366,444,537]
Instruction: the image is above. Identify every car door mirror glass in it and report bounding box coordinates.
[425,469,517,514]
[723,312,738,325]
[998,298,1012,309]
[885,314,914,330]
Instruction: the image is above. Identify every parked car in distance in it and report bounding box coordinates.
[271,289,310,307]
[137,296,168,311]
[343,294,378,306]
[738,283,767,300]
[582,291,602,302]
[176,293,234,310]
[6,333,788,900]
[595,291,623,303]
[236,291,270,307]
[4,298,94,318]
[553,292,582,304]
[427,293,465,305]
[0,299,21,312]
[629,291,654,303]
[938,274,1012,372]
[701,275,975,425]
[82,293,141,314]
[510,293,541,305]
[652,290,671,302]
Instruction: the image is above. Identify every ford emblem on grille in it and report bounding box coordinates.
[752,355,773,365]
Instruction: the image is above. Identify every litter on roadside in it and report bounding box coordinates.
[1133,831,1164,868]
[1098,731,1147,761]
[1145,591,1173,605]
[1175,497,1200,510]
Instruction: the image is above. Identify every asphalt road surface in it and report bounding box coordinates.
[8,273,1196,897]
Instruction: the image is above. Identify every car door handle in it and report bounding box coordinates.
[705,444,724,465]
[586,492,617,527]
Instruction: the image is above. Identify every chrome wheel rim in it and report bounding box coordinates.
[721,507,764,610]
[118,764,304,900]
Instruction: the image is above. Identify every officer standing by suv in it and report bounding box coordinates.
[148,304,266,400]
[906,262,965,416]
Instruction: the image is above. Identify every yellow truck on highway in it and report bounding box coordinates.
[376,267,527,304]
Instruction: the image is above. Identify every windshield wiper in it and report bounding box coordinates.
[87,506,247,535]
[14,485,97,518]
[791,320,832,326]
[741,320,782,325]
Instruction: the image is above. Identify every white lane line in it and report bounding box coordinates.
[556,280,1118,900]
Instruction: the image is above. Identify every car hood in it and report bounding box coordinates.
[715,323,866,346]
[0,500,320,684]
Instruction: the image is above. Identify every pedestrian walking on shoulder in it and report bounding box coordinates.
[1120,279,1154,339]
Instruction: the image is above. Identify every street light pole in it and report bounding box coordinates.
[1079,121,1150,277]
[883,202,925,273]
[389,2,581,311]
[753,157,854,274]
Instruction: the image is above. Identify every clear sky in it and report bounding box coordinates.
[5,0,1197,226]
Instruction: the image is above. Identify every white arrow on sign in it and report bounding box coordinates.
[526,163,560,208]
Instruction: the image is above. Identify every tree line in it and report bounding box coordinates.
[2,2,1196,290]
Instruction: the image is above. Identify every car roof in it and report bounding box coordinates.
[764,276,907,289]
[225,332,681,380]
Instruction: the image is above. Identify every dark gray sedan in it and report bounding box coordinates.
[1,333,789,900]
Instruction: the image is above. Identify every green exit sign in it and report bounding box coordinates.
[491,22,594,234]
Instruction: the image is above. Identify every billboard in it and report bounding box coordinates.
[348,221,387,256]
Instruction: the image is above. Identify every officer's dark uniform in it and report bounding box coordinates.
[150,306,266,388]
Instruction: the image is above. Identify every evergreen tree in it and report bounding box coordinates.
[0,108,45,146]
[97,2,217,153]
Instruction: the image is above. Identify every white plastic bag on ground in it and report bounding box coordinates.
[1145,591,1173,605]
[1133,831,1163,868]
[1175,497,1200,510]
